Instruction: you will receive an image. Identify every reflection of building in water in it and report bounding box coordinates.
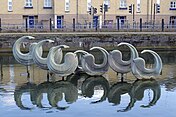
[9,64,15,83]
[1,64,54,84]
[1,63,176,87]
[0,64,3,81]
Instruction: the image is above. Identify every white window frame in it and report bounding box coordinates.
[136,0,140,12]
[157,0,160,4]
[87,0,92,11]
[170,1,176,8]
[104,0,110,8]
[65,0,70,12]
[44,0,51,7]
[120,0,127,8]
[25,0,33,7]
[8,0,13,11]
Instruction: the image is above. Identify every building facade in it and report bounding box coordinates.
[0,0,176,30]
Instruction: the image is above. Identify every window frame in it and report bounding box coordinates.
[87,0,92,11]
[44,0,52,8]
[65,0,70,12]
[136,0,140,13]
[8,0,13,12]
[170,1,176,10]
[119,0,127,9]
[25,0,33,8]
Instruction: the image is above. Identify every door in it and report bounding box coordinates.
[170,16,176,28]
[28,16,34,28]
[117,16,126,29]
[57,16,63,28]
[93,16,99,28]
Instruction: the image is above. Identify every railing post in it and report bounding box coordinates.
[140,18,142,32]
[117,18,120,31]
[162,19,164,32]
[0,18,2,32]
[95,22,98,32]
[73,18,75,32]
[49,18,52,31]
[25,18,28,32]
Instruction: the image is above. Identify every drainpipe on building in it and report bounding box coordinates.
[76,0,78,27]
[0,18,1,32]
[100,15,102,29]
[153,3,156,29]
[151,0,153,24]
[147,0,149,25]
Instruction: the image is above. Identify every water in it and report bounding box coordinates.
[0,51,176,117]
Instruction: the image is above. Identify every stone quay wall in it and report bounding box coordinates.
[0,33,176,53]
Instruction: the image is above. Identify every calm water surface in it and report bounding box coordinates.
[0,51,176,117]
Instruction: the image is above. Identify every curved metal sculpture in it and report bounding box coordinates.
[131,50,163,79]
[32,39,54,70]
[12,37,163,79]
[13,36,36,66]
[81,76,109,103]
[33,40,68,79]
[12,36,40,78]
[108,82,134,112]
[47,45,78,77]
[130,78,161,108]
[75,47,109,76]
[47,81,78,110]
[108,42,139,80]
[74,50,89,70]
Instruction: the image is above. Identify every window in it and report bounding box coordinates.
[8,0,13,11]
[155,0,160,13]
[25,0,32,7]
[87,0,91,11]
[104,0,110,8]
[120,0,127,8]
[44,0,51,7]
[170,1,176,8]
[137,0,140,12]
[65,0,70,11]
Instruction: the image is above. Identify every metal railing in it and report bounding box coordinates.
[0,18,176,32]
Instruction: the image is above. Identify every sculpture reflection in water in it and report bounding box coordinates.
[47,81,78,110]
[108,78,161,112]
[14,73,161,112]
[14,80,78,110]
[108,81,132,112]
[14,82,37,110]
[81,76,110,103]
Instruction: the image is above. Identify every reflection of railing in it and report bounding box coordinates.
[14,72,161,112]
